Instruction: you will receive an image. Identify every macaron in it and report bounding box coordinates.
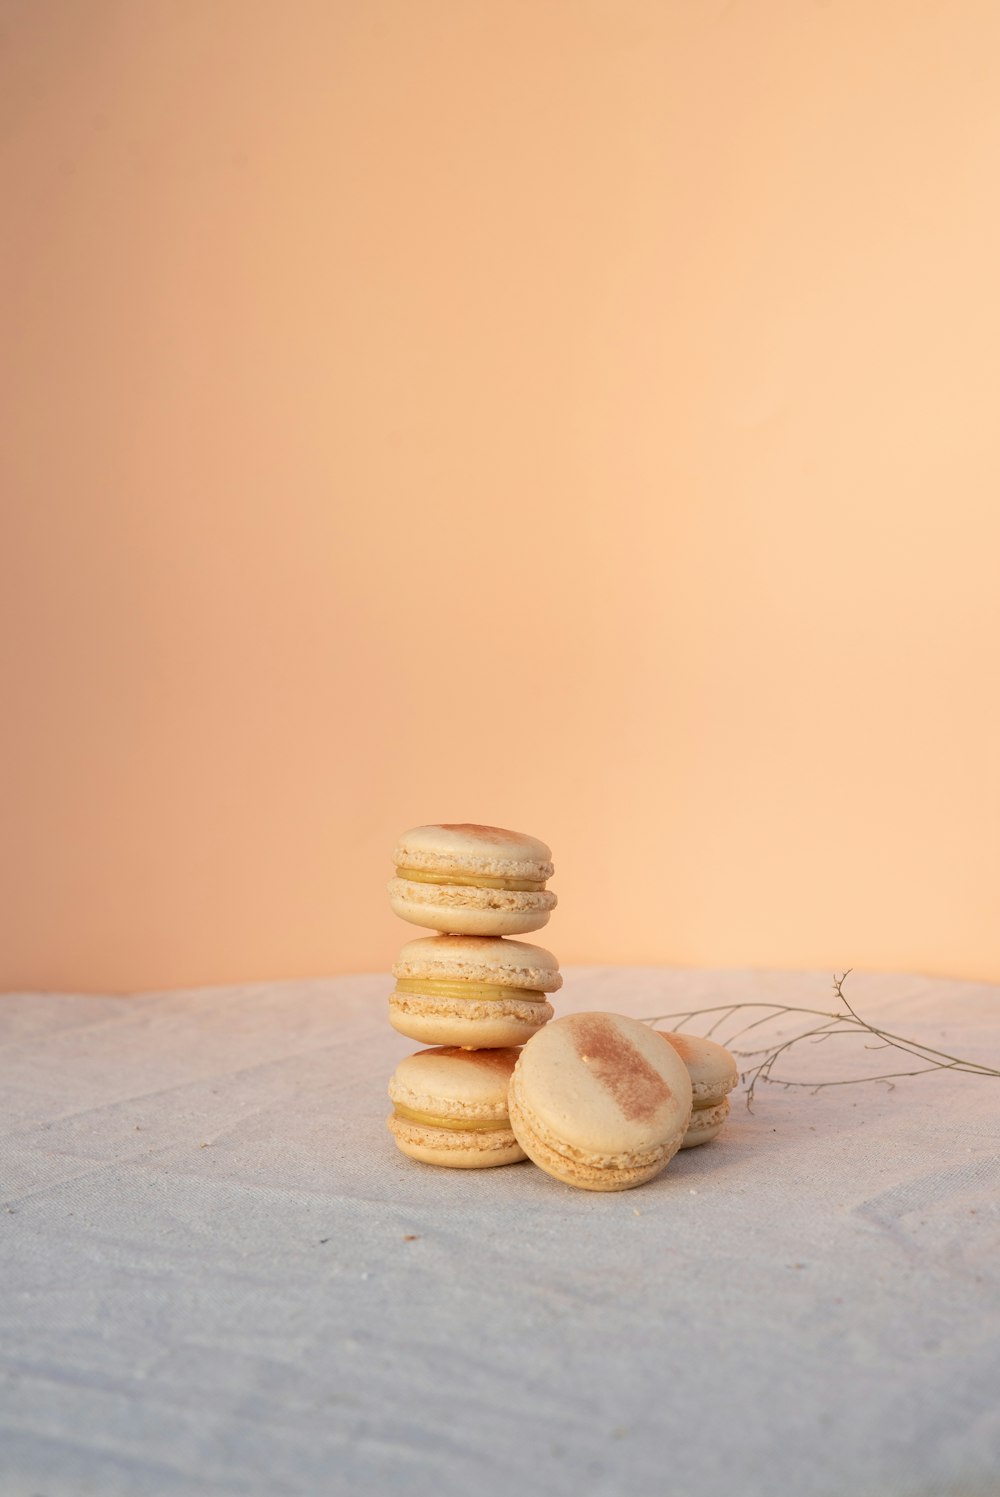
[507,1012,693,1192]
[387,1046,525,1169]
[657,1031,739,1147]
[388,823,556,937]
[389,935,560,1048]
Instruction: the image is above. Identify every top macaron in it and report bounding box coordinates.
[388,823,557,937]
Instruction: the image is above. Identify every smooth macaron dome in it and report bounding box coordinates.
[387,1046,526,1169]
[388,823,557,937]
[508,1012,693,1192]
[390,935,561,1048]
[658,1031,739,1148]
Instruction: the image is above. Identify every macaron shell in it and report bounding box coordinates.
[393,823,553,881]
[658,1031,739,1105]
[506,1086,672,1191]
[389,1045,520,1118]
[388,992,554,1049]
[387,1114,526,1169]
[388,879,556,936]
[680,1096,731,1148]
[393,934,562,992]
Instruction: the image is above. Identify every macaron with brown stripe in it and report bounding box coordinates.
[387,1046,526,1168]
[507,1012,693,1192]
[657,1031,739,1147]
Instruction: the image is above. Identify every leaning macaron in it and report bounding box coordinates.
[657,1031,739,1147]
[389,935,560,1048]
[387,1046,526,1168]
[508,1012,693,1192]
[388,823,556,937]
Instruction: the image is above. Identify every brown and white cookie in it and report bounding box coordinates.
[507,1012,693,1192]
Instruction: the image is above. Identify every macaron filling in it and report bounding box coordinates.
[395,867,547,892]
[394,977,548,1004]
[391,1103,511,1132]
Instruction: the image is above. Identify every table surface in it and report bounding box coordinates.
[1,966,998,1497]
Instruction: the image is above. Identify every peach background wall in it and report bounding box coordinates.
[3,0,999,993]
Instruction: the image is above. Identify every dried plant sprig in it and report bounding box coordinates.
[642,971,1000,1111]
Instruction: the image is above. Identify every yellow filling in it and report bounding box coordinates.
[392,1104,509,1132]
[396,866,546,892]
[394,977,548,1005]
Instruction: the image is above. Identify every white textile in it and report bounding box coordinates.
[1,967,998,1497]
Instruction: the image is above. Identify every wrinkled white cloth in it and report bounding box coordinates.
[1,967,998,1497]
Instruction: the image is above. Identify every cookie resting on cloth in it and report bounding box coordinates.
[507,1012,693,1191]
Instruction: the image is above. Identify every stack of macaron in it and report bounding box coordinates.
[385,822,740,1191]
[386,824,562,1169]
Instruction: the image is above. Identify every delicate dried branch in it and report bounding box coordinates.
[642,971,999,1111]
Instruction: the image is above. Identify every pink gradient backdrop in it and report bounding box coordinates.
[3,1,999,990]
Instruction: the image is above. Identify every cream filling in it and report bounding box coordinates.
[394,977,548,1004]
[395,866,546,892]
[392,1104,509,1133]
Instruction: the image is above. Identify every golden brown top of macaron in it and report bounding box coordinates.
[657,1031,739,1103]
[393,823,554,882]
[571,1013,675,1124]
[389,1045,521,1123]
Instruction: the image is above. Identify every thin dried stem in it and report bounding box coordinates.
[641,971,998,1111]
